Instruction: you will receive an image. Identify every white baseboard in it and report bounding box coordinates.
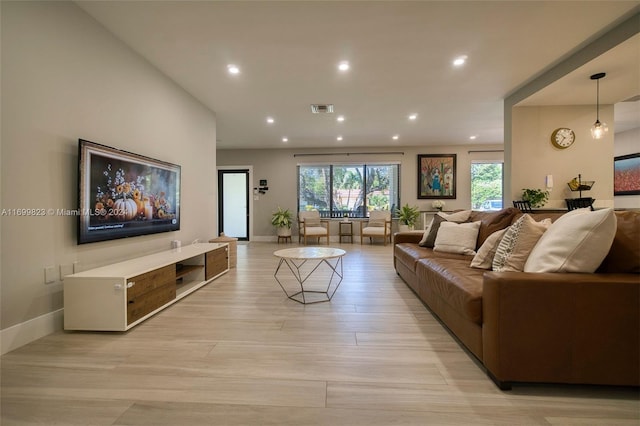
[1,308,63,355]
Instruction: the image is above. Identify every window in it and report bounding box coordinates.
[298,164,399,218]
[471,162,503,210]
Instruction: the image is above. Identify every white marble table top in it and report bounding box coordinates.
[274,247,346,260]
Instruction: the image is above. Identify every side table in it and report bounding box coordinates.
[339,221,353,243]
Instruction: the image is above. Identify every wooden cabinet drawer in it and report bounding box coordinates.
[205,247,228,280]
[127,264,176,299]
[127,283,176,324]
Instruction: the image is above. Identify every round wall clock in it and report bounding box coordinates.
[550,128,575,149]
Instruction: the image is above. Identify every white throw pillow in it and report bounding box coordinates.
[470,227,509,269]
[524,208,617,273]
[418,210,471,247]
[434,221,481,255]
[492,214,552,272]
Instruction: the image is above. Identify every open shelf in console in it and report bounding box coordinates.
[64,243,229,331]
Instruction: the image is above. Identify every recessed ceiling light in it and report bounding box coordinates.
[469,135,477,140]
[453,56,467,67]
[337,136,343,141]
[408,113,418,121]
[227,64,240,74]
[338,61,350,72]
[392,135,399,140]
[337,115,345,122]
[282,137,288,143]
[266,117,275,124]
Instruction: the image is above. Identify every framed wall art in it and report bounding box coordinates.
[418,154,456,199]
[614,153,640,196]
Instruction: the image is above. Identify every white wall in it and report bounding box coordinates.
[217,144,503,239]
[1,2,217,353]
[614,127,640,209]
[511,105,614,209]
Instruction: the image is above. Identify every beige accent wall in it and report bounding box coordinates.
[1,2,217,339]
[511,105,614,209]
[217,144,503,239]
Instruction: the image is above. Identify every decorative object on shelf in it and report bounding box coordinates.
[566,174,595,211]
[567,174,595,197]
[590,72,608,140]
[432,200,445,211]
[521,188,549,208]
[614,153,640,196]
[396,203,420,231]
[550,127,575,149]
[271,206,293,237]
[418,154,456,199]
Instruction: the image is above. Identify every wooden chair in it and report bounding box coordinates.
[360,210,392,245]
[298,210,330,244]
[565,197,595,211]
[512,200,533,213]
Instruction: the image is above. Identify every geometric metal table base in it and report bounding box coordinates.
[273,247,345,304]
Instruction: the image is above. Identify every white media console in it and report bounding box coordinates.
[64,243,229,331]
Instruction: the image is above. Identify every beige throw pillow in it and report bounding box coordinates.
[304,217,321,227]
[418,210,471,247]
[492,214,551,272]
[524,208,617,273]
[434,221,481,255]
[470,227,509,269]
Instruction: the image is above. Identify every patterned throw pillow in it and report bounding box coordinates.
[492,214,551,272]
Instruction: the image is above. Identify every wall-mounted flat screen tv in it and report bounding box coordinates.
[78,139,181,244]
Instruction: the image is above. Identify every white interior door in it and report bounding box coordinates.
[218,170,249,240]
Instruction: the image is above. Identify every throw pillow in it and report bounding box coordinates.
[492,214,552,272]
[524,208,617,273]
[470,227,509,269]
[434,221,481,255]
[368,219,386,227]
[304,217,321,227]
[418,210,471,248]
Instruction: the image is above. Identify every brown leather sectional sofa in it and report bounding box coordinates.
[393,208,639,390]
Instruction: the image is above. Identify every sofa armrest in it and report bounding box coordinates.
[393,232,423,245]
[482,271,639,387]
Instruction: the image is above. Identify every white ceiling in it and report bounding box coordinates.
[76,1,640,149]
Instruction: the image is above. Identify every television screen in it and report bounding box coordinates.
[78,139,181,244]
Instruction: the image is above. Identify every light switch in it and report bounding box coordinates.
[44,266,56,284]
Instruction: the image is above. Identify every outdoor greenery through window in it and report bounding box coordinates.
[471,162,503,210]
[298,164,399,218]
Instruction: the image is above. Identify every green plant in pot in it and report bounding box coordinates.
[396,203,420,231]
[521,188,549,208]
[271,206,293,237]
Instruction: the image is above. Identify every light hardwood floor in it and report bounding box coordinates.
[1,242,638,425]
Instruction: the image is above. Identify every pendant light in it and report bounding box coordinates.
[590,72,608,139]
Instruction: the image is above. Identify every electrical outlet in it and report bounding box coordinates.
[44,266,56,284]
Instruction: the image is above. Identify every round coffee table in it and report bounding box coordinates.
[273,247,346,304]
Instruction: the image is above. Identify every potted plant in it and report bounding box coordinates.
[271,206,293,237]
[521,188,549,208]
[396,203,420,231]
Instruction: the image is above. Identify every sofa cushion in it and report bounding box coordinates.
[598,211,640,274]
[434,221,481,255]
[395,243,472,273]
[303,217,321,227]
[416,257,485,325]
[469,207,520,248]
[470,227,509,269]
[524,208,617,273]
[493,214,551,272]
[419,210,471,247]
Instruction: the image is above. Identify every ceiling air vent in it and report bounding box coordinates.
[310,104,334,114]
